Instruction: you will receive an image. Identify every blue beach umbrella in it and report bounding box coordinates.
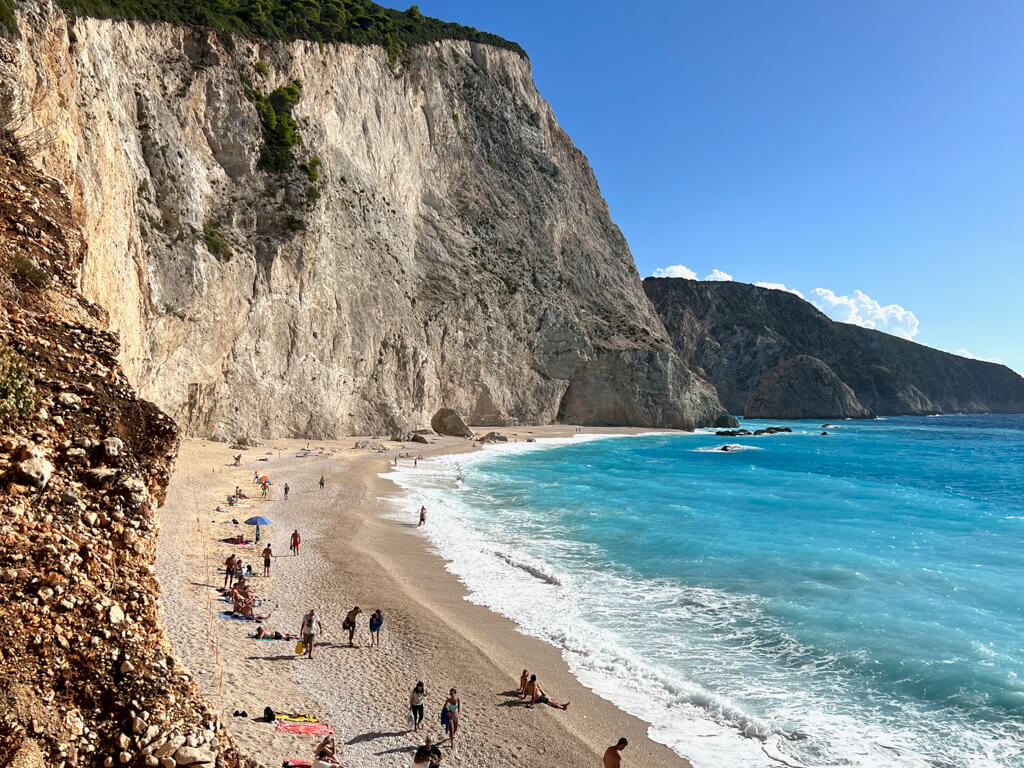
[244,516,272,543]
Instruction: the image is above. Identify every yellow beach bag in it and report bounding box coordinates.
[295,640,303,655]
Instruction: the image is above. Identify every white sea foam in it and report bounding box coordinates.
[379,435,1021,768]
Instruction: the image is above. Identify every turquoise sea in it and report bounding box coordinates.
[386,415,1024,768]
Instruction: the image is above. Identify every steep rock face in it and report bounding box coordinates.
[0,146,255,768]
[1,3,723,436]
[645,278,1024,416]
[745,355,874,419]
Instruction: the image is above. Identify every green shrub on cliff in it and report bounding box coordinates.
[0,344,36,426]
[55,1,525,58]
[246,81,302,172]
[0,0,17,38]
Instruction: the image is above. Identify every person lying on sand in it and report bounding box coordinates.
[250,625,298,640]
[518,669,529,698]
[413,734,443,766]
[525,674,569,710]
[603,738,628,768]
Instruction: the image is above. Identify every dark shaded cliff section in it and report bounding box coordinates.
[644,278,1024,416]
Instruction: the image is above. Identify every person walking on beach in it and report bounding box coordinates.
[261,544,273,577]
[290,529,301,556]
[342,606,362,647]
[283,482,290,500]
[442,688,461,750]
[603,738,628,768]
[319,475,325,492]
[418,506,427,527]
[369,609,384,648]
[300,608,324,659]
[409,681,427,732]
[525,674,569,710]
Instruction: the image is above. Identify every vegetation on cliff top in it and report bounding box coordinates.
[55,1,526,58]
[0,0,17,37]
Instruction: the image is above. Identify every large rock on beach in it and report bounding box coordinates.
[745,356,875,420]
[431,409,473,437]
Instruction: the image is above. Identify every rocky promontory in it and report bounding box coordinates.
[645,277,1024,417]
[744,355,875,420]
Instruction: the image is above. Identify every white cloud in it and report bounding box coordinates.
[651,264,698,279]
[704,269,733,281]
[810,288,920,340]
[954,349,1005,365]
[754,281,805,299]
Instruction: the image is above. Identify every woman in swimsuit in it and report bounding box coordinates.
[445,688,461,750]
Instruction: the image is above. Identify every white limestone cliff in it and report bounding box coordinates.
[2,1,724,437]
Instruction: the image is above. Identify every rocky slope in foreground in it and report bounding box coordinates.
[0,143,254,768]
[645,278,1024,417]
[0,2,724,437]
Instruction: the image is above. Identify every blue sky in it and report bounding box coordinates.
[416,1,1023,373]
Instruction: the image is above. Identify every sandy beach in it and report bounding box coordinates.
[155,427,693,768]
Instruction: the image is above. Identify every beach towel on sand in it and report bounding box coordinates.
[275,722,333,735]
[218,611,258,622]
[274,713,318,723]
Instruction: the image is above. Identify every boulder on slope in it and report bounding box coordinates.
[744,356,875,420]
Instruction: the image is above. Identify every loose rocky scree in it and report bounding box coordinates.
[0,152,257,768]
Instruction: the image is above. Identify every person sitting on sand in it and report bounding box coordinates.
[525,674,569,710]
[412,734,442,766]
[262,544,273,577]
[251,625,299,640]
[300,608,324,659]
[342,606,362,647]
[369,609,384,648]
[312,735,341,768]
[233,598,268,621]
[518,669,529,698]
[603,738,628,768]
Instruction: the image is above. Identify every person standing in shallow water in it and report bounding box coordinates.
[418,506,427,527]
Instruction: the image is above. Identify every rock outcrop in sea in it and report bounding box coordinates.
[744,355,875,420]
[645,277,1024,417]
[0,2,723,437]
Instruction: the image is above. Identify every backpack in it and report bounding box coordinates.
[263,706,276,722]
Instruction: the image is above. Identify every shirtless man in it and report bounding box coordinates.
[223,554,237,588]
[342,606,362,647]
[418,506,427,527]
[603,738,628,768]
[261,544,273,576]
[525,674,569,710]
[290,529,301,556]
